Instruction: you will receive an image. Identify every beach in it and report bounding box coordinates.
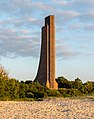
[0,98,94,119]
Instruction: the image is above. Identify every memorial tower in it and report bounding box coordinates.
[35,15,58,89]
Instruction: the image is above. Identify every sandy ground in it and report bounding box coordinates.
[0,98,94,119]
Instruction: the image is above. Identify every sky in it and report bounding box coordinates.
[0,0,94,82]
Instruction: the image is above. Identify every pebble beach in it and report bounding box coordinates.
[0,98,94,119]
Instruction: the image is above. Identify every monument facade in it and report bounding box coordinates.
[35,15,58,89]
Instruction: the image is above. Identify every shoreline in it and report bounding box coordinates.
[0,98,94,119]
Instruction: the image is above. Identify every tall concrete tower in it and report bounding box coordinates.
[35,15,58,89]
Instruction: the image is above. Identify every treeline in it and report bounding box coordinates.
[0,76,94,100]
[0,66,94,100]
[0,78,62,101]
[56,76,94,97]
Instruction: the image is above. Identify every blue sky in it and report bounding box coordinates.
[0,0,94,82]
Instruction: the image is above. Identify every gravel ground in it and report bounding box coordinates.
[0,98,94,119]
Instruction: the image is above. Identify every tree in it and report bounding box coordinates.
[71,78,82,89]
[0,78,6,98]
[0,65,9,80]
[56,76,71,88]
[84,81,93,93]
[5,79,20,99]
[19,82,29,98]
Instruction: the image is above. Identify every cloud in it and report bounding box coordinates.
[51,0,68,6]
[54,10,80,27]
[68,0,94,11]
[0,0,93,23]
[0,0,56,18]
[0,17,43,33]
[84,24,94,31]
[32,2,55,11]
[56,44,79,60]
[79,46,93,50]
[62,11,80,19]
[78,45,94,57]
[56,38,94,60]
[76,0,94,5]
[0,0,33,17]
[0,28,40,58]
[0,27,80,60]
[79,11,94,22]
[68,24,81,30]
[0,0,94,61]
[53,0,93,23]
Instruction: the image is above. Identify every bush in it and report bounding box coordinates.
[0,65,9,80]
[26,92,34,98]
[68,89,82,97]
[58,88,82,97]
[46,89,62,97]
[58,88,70,97]
[33,91,44,99]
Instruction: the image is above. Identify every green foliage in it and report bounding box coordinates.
[58,88,82,97]
[19,82,28,98]
[0,65,9,80]
[33,91,44,99]
[80,81,93,94]
[26,92,34,98]
[0,70,94,100]
[56,76,71,88]
[58,88,70,97]
[71,78,82,90]
[68,89,82,97]
[46,89,62,97]
[0,79,6,98]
